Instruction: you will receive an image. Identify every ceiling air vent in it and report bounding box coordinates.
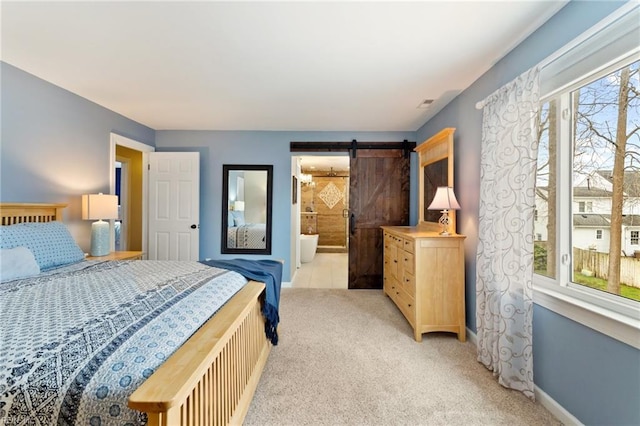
[417,99,434,109]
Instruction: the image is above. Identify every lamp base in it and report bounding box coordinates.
[438,210,452,235]
[90,220,110,256]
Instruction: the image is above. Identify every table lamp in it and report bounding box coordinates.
[427,186,460,235]
[82,193,118,256]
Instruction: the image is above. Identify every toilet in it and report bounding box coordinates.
[300,233,319,263]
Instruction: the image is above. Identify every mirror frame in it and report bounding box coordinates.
[415,128,456,233]
[221,164,273,255]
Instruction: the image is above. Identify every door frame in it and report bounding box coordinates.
[115,157,129,251]
[109,133,155,257]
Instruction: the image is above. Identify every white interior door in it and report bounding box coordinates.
[148,152,200,261]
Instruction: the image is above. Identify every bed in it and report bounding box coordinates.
[0,203,278,426]
[227,223,266,249]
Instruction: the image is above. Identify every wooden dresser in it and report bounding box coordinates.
[381,225,466,342]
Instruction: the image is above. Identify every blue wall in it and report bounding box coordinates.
[1,62,155,251]
[416,1,639,424]
[155,130,416,282]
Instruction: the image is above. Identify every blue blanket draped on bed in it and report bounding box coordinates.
[201,258,282,345]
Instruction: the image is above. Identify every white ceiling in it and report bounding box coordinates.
[1,1,567,132]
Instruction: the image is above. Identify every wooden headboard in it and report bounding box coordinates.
[0,203,66,226]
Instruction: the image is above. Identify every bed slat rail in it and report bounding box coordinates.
[128,281,271,426]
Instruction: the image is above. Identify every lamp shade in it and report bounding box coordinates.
[233,201,245,211]
[428,187,461,210]
[82,194,118,220]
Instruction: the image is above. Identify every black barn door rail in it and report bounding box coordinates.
[290,140,416,159]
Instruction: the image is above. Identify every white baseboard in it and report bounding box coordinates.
[281,281,292,288]
[465,328,582,425]
[534,385,582,425]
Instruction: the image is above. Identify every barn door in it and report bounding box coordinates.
[348,149,410,289]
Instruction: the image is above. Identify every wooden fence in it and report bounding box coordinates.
[573,248,640,288]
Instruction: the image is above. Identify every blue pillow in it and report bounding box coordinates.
[0,221,84,270]
[231,211,245,226]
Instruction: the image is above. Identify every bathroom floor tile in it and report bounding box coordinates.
[292,253,347,289]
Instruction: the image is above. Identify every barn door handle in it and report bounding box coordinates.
[350,213,355,236]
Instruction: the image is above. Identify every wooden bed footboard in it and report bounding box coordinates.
[128,280,271,426]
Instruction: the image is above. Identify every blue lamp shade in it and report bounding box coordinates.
[82,193,118,256]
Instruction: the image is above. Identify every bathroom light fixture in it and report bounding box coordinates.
[82,193,118,256]
[427,186,460,235]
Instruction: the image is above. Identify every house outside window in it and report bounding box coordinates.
[596,229,602,240]
[632,231,639,245]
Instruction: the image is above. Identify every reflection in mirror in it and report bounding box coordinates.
[423,158,448,223]
[415,128,456,232]
[221,165,273,255]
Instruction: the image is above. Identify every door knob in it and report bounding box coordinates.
[190,224,198,229]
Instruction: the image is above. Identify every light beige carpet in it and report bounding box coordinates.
[244,288,561,426]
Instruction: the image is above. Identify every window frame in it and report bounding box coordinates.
[533,3,640,350]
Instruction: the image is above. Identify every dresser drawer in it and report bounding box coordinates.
[402,238,414,253]
[401,251,414,273]
[395,288,416,326]
[384,272,400,294]
[402,270,416,297]
[386,232,404,248]
[383,252,396,276]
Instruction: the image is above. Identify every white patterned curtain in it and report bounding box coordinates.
[476,67,540,400]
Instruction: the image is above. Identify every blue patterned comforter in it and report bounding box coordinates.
[227,223,266,249]
[0,260,248,425]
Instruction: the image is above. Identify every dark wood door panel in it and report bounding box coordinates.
[349,150,409,289]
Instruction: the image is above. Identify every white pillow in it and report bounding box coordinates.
[0,246,41,283]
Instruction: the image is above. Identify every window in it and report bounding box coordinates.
[632,231,639,245]
[578,201,593,213]
[534,3,639,340]
[536,59,640,303]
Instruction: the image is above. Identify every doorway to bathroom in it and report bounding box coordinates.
[299,155,350,254]
[291,155,350,289]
